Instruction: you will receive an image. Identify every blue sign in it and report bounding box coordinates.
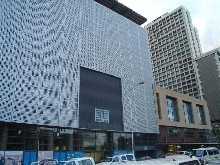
[54,151,84,161]
[112,150,132,156]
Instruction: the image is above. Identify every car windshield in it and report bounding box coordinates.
[126,155,134,161]
[177,151,184,155]
[139,156,151,160]
[104,157,113,162]
[66,162,76,165]
[79,159,92,165]
[31,162,38,165]
[192,150,203,157]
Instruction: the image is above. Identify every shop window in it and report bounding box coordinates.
[73,131,83,151]
[95,132,107,151]
[168,127,179,137]
[134,133,156,146]
[184,128,194,137]
[198,130,206,138]
[39,128,54,151]
[24,126,39,150]
[6,126,25,151]
[113,133,131,150]
[82,131,95,151]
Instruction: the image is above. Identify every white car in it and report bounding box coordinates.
[97,154,136,165]
[60,157,95,165]
[176,151,191,156]
[31,158,58,165]
[137,155,202,165]
[192,147,220,162]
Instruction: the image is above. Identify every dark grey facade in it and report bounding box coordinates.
[196,48,220,122]
[79,67,123,131]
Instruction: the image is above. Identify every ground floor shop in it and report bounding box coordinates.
[157,143,219,154]
[156,126,220,157]
[0,122,157,163]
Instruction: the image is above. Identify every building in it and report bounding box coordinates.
[153,85,212,154]
[196,48,220,122]
[0,0,159,163]
[146,6,203,99]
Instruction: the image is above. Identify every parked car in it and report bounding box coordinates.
[176,151,191,156]
[137,156,152,161]
[165,153,176,157]
[141,155,202,165]
[192,147,220,162]
[31,158,58,165]
[96,154,136,165]
[60,157,95,165]
[158,152,176,158]
[1,157,16,165]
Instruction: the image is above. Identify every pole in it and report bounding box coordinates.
[131,103,134,155]
[132,130,134,155]
[130,81,145,156]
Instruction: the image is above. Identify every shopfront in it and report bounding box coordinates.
[0,122,157,163]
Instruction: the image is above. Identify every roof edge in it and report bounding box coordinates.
[94,0,147,25]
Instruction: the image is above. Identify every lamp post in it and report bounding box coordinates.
[130,81,145,155]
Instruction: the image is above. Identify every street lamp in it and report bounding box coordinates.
[130,81,145,155]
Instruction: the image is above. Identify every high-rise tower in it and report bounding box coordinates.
[196,48,220,122]
[146,6,203,99]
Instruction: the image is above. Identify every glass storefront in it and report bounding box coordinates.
[0,122,157,163]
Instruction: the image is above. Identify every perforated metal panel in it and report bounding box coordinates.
[0,0,158,133]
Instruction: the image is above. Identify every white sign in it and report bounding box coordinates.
[95,108,109,123]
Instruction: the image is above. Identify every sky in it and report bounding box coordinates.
[118,0,220,53]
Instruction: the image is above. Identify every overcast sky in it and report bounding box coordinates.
[118,0,220,53]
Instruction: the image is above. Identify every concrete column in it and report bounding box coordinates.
[68,134,73,150]
[0,126,8,150]
[47,131,54,150]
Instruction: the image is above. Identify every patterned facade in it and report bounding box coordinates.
[0,0,158,133]
[146,6,203,99]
